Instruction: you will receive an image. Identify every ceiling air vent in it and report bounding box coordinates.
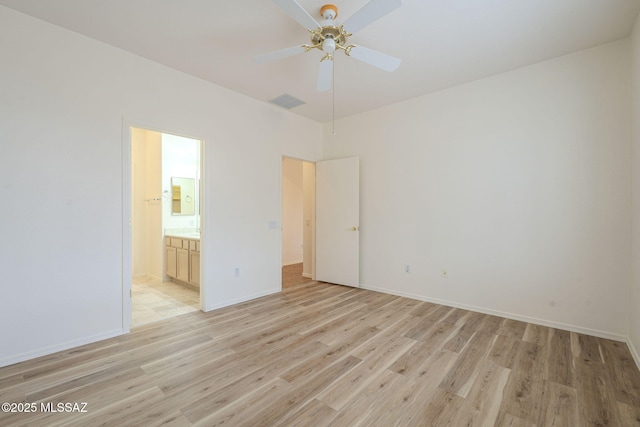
[268,94,305,110]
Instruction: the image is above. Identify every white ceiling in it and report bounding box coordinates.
[2,0,639,123]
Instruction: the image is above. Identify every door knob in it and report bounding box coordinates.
[351,226,358,231]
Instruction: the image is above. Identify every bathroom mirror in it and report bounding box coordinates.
[171,177,195,215]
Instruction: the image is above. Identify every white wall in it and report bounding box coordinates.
[323,40,632,339]
[630,13,640,365]
[0,6,322,367]
[282,158,304,266]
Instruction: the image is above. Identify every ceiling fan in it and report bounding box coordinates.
[255,0,403,92]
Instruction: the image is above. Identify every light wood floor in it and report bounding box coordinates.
[1,266,639,426]
[282,262,314,288]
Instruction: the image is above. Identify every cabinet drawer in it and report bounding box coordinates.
[165,237,171,246]
[189,240,198,251]
[170,238,183,248]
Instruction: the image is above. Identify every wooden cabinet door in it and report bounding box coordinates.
[166,246,177,278]
[190,251,200,286]
[176,248,190,282]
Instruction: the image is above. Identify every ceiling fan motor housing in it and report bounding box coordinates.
[310,25,349,49]
[320,4,338,20]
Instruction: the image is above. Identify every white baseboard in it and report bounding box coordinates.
[627,337,640,371]
[360,284,627,343]
[302,273,312,278]
[0,329,124,369]
[203,288,281,311]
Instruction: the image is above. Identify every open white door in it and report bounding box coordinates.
[316,157,360,287]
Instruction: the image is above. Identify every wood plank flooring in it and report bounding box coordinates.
[1,265,639,426]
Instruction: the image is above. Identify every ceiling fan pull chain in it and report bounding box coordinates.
[332,55,336,136]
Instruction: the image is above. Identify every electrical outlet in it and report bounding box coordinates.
[234,267,240,277]
[405,264,411,273]
[442,269,448,279]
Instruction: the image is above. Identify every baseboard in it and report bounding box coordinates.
[360,284,627,343]
[203,288,281,311]
[282,261,303,267]
[0,328,124,369]
[302,273,312,278]
[627,337,640,371]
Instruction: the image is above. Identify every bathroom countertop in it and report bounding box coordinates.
[165,233,200,239]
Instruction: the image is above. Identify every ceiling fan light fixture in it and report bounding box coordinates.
[322,37,336,53]
[258,0,403,93]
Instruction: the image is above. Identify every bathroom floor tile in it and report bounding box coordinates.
[131,276,200,328]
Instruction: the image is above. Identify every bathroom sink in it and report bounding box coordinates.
[180,233,200,238]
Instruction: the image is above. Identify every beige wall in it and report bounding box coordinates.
[131,129,163,279]
[302,162,316,278]
[282,158,304,266]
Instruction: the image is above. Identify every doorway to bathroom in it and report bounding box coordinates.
[130,127,202,327]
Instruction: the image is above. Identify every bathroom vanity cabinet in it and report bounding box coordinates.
[165,236,200,288]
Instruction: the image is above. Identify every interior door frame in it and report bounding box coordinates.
[280,156,317,288]
[122,117,206,332]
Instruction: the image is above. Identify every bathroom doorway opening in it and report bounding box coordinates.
[281,157,315,289]
[130,127,202,327]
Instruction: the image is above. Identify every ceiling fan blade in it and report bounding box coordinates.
[272,0,320,30]
[317,58,333,92]
[347,45,401,72]
[343,0,403,34]
[254,45,306,64]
